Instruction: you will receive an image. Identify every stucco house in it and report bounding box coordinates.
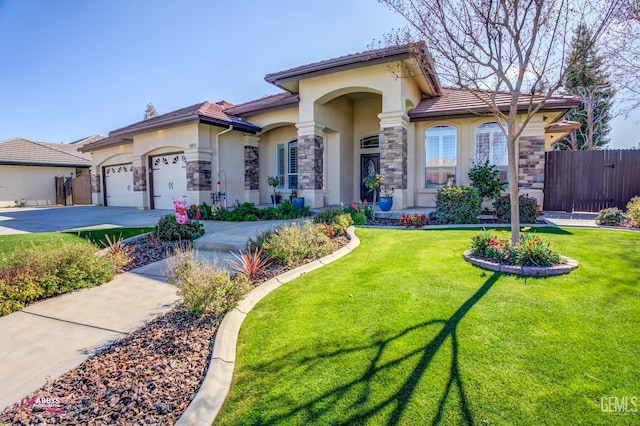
[80,43,578,210]
[0,137,94,207]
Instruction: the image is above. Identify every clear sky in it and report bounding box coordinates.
[0,0,637,148]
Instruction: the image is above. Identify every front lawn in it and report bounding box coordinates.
[217,227,640,425]
[0,227,153,258]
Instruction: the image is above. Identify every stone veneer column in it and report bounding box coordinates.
[186,161,212,191]
[517,135,545,207]
[296,122,325,208]
[378,112,409,209]
[91,170,102,205]
[133,165,146,192]
[244,135,260,205]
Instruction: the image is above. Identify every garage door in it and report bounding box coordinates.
[104,164,133,207]
[151,154,187,210]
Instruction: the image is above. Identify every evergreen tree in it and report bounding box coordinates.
[556,23,615,150]
[143,102,158,120]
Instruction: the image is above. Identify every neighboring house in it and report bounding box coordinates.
[0,137,95,207]
[80,43,579,210]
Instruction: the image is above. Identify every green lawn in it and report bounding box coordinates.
[0,227,153,257]
[217,227,640,425]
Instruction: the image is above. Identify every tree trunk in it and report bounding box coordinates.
[507,127,520,245]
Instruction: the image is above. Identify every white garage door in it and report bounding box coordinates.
[104,164,133,207]
[152,154,187,210]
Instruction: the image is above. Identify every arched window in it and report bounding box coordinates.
[425,125,457,188]
[474,122,508,181]
[276,140,298,189]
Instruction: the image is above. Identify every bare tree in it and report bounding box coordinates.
[554,86,610,150]
[143,103,158,120]
[380,0,620,243]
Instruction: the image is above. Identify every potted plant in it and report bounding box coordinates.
[289,188,298,203]
[378,184,394,211]
[292,185,305,208]
[267,176,281,206]
[363,172,383,219]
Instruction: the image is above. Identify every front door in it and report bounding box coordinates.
[360,153,380,202]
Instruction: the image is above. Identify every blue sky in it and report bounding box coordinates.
[0,0,637,148]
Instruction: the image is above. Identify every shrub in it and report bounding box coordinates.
[468,160,506,202]
[169,249,250,317]
[247,229,274,252]
[342,200,371,224]
[515,232,561,267]
[493,194,540,224]
[627,196,640,227]
[187,204,202,220]
[596,207,624,226]
[212,201,308,222]
[263,222,336,266]
[313,209,354,235]
[0,240,114,316]
[398,213,429,228]
[155,215,204,241]
[470,230,516,264]
[198,202,213,220]
[469,229,560,267]
[100,233,135,273]
[434,186,481,224]
[228,247,271,282]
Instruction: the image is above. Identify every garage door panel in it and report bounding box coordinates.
[104,164,133,207]
[152,154,187,210]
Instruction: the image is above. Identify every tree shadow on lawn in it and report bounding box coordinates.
[254,272,501,425]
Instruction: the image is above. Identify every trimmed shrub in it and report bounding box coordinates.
[0,240,114,316]
[627,196,640,227]
[596,207,624,226]
[313,209,354,235]
[342,200,371,224]
[263,222,336,266]
[247,229,274,252]
[434,186,481,224]
[493,194,540,224]
[468,160,506,202]
[212,201,308,222]
[198,202,213,220]
[169,248,250,317]
[155,215,204,241]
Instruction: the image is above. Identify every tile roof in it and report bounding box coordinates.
[223,92,299,117]
[0,138,91,167]
[409,88,580,120]
[108,101,261,138]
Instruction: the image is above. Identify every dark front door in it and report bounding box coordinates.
[360,153,380,202]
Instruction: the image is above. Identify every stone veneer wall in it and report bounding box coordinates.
[380,126,408,189]
[186,161,212,191]
[133,166,146,192]
[298,135,324,190]
[91,174,101,194]
[244,146,259,190]
[518,136,545,189]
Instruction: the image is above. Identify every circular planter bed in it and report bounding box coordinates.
[463,250,579,276]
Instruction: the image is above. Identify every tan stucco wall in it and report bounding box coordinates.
[257,125,298,204]
[0,165,78,207]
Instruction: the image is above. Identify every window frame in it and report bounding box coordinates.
[424,125,457,189]
[474,122,509,183]
[276,140,298,190]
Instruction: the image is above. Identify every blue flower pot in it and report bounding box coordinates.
[378,197,393,211]
[293,197,305,208]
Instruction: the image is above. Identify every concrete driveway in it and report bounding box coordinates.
[0,206,172,235]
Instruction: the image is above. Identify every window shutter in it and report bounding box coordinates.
[276,144,285,189]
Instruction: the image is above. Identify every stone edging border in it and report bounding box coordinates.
[175,226,361,426]
[463,249,579,276]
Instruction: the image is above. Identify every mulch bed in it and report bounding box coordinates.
[0,232,349,425]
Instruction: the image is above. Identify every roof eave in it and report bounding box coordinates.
[0,160,90,168]
[110,115,199,138]
[409,101,580,121]
[198,116,262,134]
[226,95,300,117]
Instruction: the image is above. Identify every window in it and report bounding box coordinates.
[276,140,298,189]
[425,126,457,188]
[360,135,380,149]
[474,122,508,182]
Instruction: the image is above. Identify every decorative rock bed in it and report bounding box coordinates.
[463,250,579,276]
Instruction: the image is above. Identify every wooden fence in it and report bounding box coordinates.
[55,173,92,206]
[544,149,640,212]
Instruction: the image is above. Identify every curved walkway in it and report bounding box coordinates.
[175,227,361,426]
